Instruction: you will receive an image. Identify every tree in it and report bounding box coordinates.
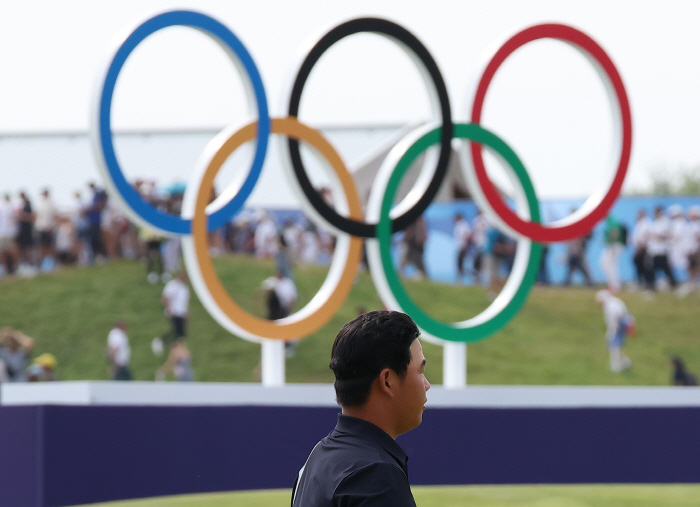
[630,165,700,195]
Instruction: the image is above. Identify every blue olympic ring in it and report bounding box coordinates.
[95,10,270,234]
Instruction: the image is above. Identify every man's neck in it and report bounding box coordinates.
[341,404,397,440]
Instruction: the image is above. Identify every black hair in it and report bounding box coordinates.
[329,310,420,407]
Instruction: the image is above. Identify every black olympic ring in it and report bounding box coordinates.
[287,17,453,238]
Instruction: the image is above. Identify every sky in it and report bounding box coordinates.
[2,0,700,205]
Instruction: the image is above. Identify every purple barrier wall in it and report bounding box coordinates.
[1,405,699,507]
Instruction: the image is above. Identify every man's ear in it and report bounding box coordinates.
[377,368,394,398]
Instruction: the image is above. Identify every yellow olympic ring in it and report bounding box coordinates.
[182,118,363,341]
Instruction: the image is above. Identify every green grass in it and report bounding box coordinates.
[76,484,700,507]
[0,255,697,385]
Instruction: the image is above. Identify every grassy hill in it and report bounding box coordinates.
[78,484,700,507]
[1,255,697,385]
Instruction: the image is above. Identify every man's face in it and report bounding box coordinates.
[394,339,430,435]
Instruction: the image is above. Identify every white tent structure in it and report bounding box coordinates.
[0,124,472,213]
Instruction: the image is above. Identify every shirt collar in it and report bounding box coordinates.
[335,414,409,470]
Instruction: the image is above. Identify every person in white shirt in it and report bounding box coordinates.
[254,214,278,259]
[160,270,191,345]
[596,290,634,373]
[668,205,690,276]
[55,215,76,265]
[685,206,700,293]
[262,269,298,320]
[300,223,321,264]
[262,269,299,356]
[35,188,57,270]
[0,193,18,276]
[106,321,132,381]
[282,218,304,262]
[646,206,676,290]
[453,213,472,281]
[630,209,651,289]
[71,190,91,265]
[669,204,697,297]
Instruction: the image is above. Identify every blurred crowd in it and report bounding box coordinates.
[0,180,336,282]
[627,205,700,296]
[451,204,700,296]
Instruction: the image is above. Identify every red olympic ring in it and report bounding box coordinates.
[470,23,632,243]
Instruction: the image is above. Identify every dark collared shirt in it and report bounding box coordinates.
[291,414,417,506]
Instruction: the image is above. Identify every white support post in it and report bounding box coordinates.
[443,342,467,388]
[261,340,286,387]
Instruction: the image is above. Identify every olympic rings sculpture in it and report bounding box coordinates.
[91,11,631,345]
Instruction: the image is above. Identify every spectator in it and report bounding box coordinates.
[140,226,164,284]
[595,290,634,373]
[630,209,651,290]
[262,269,298,356]
[670,356,698,386]
[161,236,181,282]
[400,216,428,279]
[158,270,191,346]
[161,195,183,278]
[599,216,626,292]
[536,245,550,285]
[668,205,692,296]
[156,338,194,381]
[27,353,59,381]
[282,218,304,262]
[483,224,515,298]
[106,321,132,381]
[254,213,278,259]
[35,188,57,272]
[300,222,321,264]
[687,206,700,293]
[16,191,36,271]
[647,206,676,291]
[471,211,488,285]
[55,215,77,265]
[453,213,472,281]
[564,234,593,286]
[71,190,91,265]
[0,193,18,276]
[0,327,35,382]
[262,269,298,320]
[87,182,108,264]
[275,234,295,281]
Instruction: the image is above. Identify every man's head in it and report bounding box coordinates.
[596,289,612,305]
[668,204,683,218]
[330,311,430,436]
[34,353,57,372]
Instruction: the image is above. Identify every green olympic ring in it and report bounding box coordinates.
[366,123,543,343]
